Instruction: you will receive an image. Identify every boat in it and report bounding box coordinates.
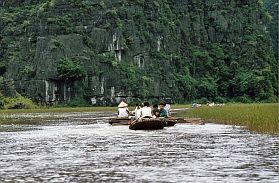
[165,119,177,126]
[170,117,205,125]
[129,118,166,130]
[108,117,132,125]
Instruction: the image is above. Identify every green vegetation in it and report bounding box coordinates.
[177,103,279,135]
[57,58,86,81]
[0,92,37,109]
[0,0,277,105]
[264,0,278,60]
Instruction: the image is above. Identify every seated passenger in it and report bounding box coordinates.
[152,104,160,118]
[164,98,172,116]
[159,103,168,117]
[118,101,130,118]
[140,102,152,118]
[164,103,171,116]
[134,104,141,120]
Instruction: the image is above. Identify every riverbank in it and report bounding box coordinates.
[177,103,278,135]
[0,104,191,114]
[0,103,278,135]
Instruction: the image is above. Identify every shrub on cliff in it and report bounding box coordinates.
[1,93,37,109]
[57,58,86,81]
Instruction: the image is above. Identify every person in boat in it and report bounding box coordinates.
[164,102,171,116]
[117,101,130,118]
[159,103,168,117]
[134,104,142,120]
[139,102,153,119]
[152,104,160,118]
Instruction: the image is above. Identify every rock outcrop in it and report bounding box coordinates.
[0,0,277,105]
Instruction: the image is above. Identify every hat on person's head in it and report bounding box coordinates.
[118,101,128,108]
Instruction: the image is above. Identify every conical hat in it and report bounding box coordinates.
[118,101,128,108]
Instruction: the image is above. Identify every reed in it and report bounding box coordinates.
[177,103,278,135]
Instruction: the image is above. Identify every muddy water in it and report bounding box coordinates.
[0,112,278,182]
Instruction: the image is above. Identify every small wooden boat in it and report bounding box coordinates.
[129,118,166,130]
[171,117,205,125]
[108,117,132,125]
[165,119,177,126]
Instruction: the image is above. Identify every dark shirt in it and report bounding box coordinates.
[159,108,168,117]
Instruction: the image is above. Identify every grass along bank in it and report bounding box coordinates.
[177,103,278,135]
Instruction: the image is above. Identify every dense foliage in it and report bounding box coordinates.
[0,0,277,104]
[57,58,86,81]
[264,0,278,60]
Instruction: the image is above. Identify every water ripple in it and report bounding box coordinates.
[0,112,278,182]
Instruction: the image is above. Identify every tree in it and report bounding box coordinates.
[57,58,86,81]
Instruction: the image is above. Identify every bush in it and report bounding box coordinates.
[106,9,117,18]
[264,11,273,22]
[0,62,6,76]
[196,77,218,100]
[0,92,4,109]
[195,97,209,104]
[47,16,71,27]
[214,96,226,103]
[67,97,90,107]
[235,95,252,103]
[0,80,17,97]
[3,93,37,109]
[57,58,86,81]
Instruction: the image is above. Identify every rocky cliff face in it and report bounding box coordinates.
[0,0,277,105]
[265,0,278,60]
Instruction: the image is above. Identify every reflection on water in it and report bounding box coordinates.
[0,112,278,182]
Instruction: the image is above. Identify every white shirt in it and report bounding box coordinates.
[135,107,141,120]
[118,107,129,118]
[140,106,152,117]
[164,104,171,115]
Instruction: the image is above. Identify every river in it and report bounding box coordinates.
[0,112,278,182]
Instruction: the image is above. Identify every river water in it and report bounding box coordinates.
[0,112,278,182]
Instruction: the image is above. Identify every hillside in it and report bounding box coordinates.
[0,0,277,105]
[265,0,278,60]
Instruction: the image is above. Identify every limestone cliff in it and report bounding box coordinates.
[0,0,277,105]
